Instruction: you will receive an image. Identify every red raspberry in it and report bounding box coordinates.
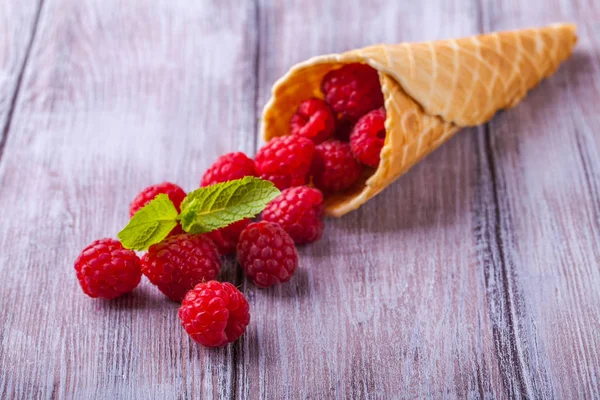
[141,234,221,302]
[179,281,250,347]
[321,63,383,122]
[237,221,298,288]
[290,98,335,144]
[262,186,324,245]
[74,238,142,299]
[350,108,387,167]
[201,152,257,187]
[311,140,362,192]
[204,218,251,255]
[130,182,186,217]
[255,136,315,190]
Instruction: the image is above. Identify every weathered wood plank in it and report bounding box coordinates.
[476,0,600,397]
[0,0,599,398]
[0,0,41,150]
[0,0,257,398]
[251,1,507,397]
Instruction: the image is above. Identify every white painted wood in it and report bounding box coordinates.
[0,0,40,143]
[0,0,257,398]
[0,0,598,398]
[477,0,600,397]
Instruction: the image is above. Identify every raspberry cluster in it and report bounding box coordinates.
[74,62,384,348]
[321,63,384,122]
[255,135,315,190]
[74,176,311,348]
[257,63,386,193]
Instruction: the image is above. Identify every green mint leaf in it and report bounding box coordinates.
[179,177,280,234]
[118,194,179,250]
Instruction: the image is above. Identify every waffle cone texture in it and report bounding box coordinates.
[261,23,577,216]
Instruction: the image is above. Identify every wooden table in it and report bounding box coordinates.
[1,0,598,398]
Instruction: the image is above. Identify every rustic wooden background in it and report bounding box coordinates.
[1,0,598,398]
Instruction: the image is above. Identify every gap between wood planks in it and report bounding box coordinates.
[473,1,536,396]
[0,0,45,164]
[229,1,261,398]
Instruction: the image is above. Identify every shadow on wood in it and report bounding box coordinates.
[330,131,477,234]
[273,266,311,300]
[94,283,179,312]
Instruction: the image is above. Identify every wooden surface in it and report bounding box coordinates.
[0,0,598,398]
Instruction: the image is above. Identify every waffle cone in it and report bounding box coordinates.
[261,23,577,216]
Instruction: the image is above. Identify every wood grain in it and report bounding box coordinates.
[0,0,42,150]
[0,0,598,398]
[0,0,258,398]
[476,0,600,397]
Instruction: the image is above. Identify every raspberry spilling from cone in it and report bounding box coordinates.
[312,140,363,193]
[350,107,387,167]
[255,135,315,190]
[237,221,299,288]
[204,218,251,255]
[179,281,250,347]
[141,233,221,302]
[262,186,324,245]
[201,152,257,187]
[290,98,336,144]
[321,63,384,123]
[130,182,186,217]
[74,238,142,300]
[75,60,389,349]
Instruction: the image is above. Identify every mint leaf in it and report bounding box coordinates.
[179,177,280,234]
[118,194,179,250]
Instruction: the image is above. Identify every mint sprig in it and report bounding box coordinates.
[118,194,179,250]
[179,177,280,234]
[118,177,280,250]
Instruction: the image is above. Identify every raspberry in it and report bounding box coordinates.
[262,186,324,245]
[179,281,250,347]
[290,98,335,144]
[201,152,257,187]
[311,140,363,192]
[321,63,383,122]
[130,182,186,217]
[255,135,315,190]
[237,221,298,288]
[141,234,221,302]
[350,108,387,167]
[204,218,251,255]
[74,238,142,299]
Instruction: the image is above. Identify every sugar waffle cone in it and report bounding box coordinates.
[261,23,577,216]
